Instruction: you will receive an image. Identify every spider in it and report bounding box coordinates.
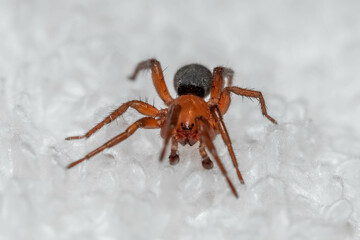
[65,59,277,197]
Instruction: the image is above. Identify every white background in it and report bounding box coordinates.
[1,0,360,239]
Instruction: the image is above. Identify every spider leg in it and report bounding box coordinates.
[66,117,161,169]
[199,142,213,169]
[195,116,239,198]
[128,58,174,106]
[223,68,234,87]
[65,100,160,140]
[169,136,179,165]
[218,88,231,115]
[219,87,277,124]
[211,105,245,184]
[208,67,234,105]
[159,104,182,161]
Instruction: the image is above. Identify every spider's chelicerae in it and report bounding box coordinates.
[66,59,277,197]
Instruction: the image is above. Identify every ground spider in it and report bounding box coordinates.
[66,59,277,197]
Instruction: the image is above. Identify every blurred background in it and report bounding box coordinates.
[0,0,360,239]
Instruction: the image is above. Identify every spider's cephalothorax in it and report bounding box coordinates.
[65,58,278,198]
[169,94,210,147]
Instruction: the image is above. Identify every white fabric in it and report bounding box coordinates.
[1,0,359,239]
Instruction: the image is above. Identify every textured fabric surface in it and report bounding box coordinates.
[1,0,360,239]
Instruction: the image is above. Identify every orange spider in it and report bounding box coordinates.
[65,59,277,197]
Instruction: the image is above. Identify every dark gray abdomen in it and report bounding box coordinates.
[174,64,212,98]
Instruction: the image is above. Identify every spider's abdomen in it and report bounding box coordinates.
[174,64,212,98]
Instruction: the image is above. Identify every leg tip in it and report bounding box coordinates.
[225,177,239,198]
[66,163,75,169]
[65,136,85,140]
[128,75,136,81]
[235,168,245,184]
[66,158,85,169]
[268,116,278,125]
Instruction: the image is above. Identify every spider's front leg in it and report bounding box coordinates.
[196,116,238,198]
[67,117,161,169]
[210,106,244,184]
[129,58,174,106]
[65,100,160,140]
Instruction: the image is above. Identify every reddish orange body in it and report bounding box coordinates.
[65,59,278,198]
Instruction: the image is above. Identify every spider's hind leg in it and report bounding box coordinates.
[219,87,277,124]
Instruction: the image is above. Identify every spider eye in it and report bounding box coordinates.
[191,123,194,127]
